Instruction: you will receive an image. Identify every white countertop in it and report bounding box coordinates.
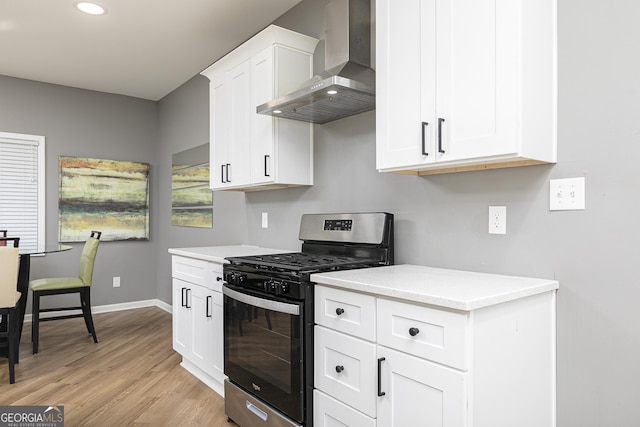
[311,264,559,311]
[168,245,292,264]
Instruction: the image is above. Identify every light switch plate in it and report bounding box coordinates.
[550,177,585,211]
[262,212,268,228]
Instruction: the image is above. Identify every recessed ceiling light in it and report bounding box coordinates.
[75,2,107,15]
[327,90,338,95]
[273,110,282,114]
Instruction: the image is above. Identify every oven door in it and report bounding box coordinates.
[223,283,304,423]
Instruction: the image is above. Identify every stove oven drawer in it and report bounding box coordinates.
[377,298,469,370]
[315,285,376,341]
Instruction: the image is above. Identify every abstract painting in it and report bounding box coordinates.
[171,144,212,228]
[58,156,150,242]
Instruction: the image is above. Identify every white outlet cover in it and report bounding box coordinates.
[550,177,586,211]
[261,212,268,228]
[488,206,507,235]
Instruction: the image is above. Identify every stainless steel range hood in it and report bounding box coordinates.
[257,0,374,124]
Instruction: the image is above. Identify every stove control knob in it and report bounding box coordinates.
[278,283,289,295]
[238,274,246,285]
[265,280,276,293]
[271,281,280,293]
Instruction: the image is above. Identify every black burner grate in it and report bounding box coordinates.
[228,252,379,272]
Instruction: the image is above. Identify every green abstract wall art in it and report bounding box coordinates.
[171,144,212,228]
[58,156,150,242]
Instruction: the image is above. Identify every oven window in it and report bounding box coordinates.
[226,298,298,393]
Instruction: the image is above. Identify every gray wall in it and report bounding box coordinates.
[1,0,638,424]
[0,75,160,308]
[156,75,247,304]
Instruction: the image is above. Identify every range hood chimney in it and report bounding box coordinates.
[257,0,374,124]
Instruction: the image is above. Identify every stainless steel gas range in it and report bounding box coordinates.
[222,212,394,427]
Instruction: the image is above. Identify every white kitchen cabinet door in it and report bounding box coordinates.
[250,47,275,186]
[209,72,230,190]
[227,59,252,188]
[189,284,210,373]
[251,45,315,188]
[377,346,467,427]
[376,0,556,174]
[172,278,192,356]
[208,290,225,382]
[435,0,518,162]
[376,0,436,170]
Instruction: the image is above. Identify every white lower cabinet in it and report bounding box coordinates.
[377,347,466,427]
[314,283,556,427]
[171,255,226,396]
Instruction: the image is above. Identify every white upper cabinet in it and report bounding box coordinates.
[202,25,318,191]
[376,0,557,175]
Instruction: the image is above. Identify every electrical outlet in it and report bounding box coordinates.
[262,212,268,228]
[549,177,585,211]
[113,276,121,288]
[488,206,507,235]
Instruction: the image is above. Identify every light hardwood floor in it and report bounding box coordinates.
[0,307,233,426]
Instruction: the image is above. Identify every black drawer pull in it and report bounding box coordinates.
[181,287,187,307]
[377,357,386,396]
[216,276,223,282]
[409,327,420,337]
[421,121,429,156]
[438,118,445,153]
[335,308,345,316]
[335,365,344,373]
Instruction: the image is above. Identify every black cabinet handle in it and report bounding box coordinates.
[216,276,223,282]
[185,288,192,308]
[438,118,445,153]
[221,165,226,183]
[226,163,231,183]
[421,121,429,156]
[181,287,187,307]
[335,365,344,373]
[264,155,270,177]
[206,295,212,318]
[377,357,386,396]
[335,308,345,316]
[409,327,420,337]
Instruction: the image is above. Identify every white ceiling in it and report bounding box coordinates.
[0,0,302,101]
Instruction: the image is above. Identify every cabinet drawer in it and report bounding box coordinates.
[315,285,376,341]
[314,389,375,427]
[377,299,468,370]
[172,256,210,287]
[315,326,377,418]
[210,262,224,293]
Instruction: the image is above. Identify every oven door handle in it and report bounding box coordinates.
[223,285,300,316]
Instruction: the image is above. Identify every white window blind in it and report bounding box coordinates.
[0,132,45,252]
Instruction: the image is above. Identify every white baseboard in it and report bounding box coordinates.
[23,298,172,323]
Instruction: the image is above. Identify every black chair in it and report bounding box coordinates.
[29,231,101,354]
[0,237,21,383]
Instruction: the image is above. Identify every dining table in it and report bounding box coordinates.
[0,244,73,355]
